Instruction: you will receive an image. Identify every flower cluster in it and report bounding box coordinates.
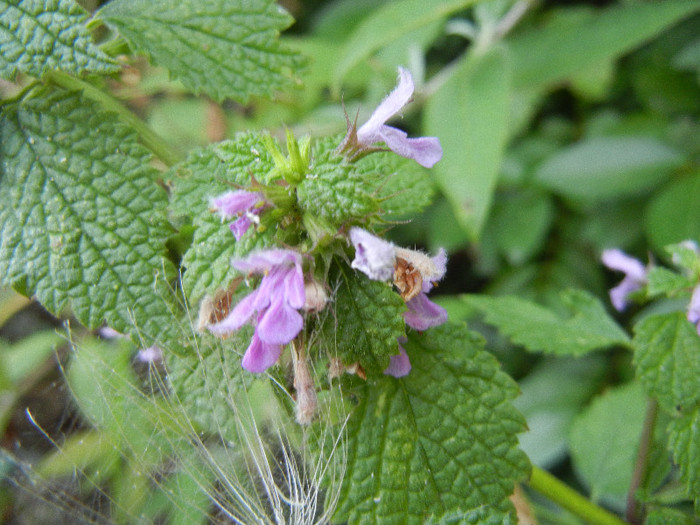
[205,67,446,388]
[350,227,448,376]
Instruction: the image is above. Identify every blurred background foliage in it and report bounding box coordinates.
[2,0,700,523]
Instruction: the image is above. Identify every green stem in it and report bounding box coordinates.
[45,70,182,167]
[528,466,628,525]
[626,399,658,524]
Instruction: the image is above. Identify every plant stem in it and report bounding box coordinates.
[45,70,182,166]
[528,466,628,525]
[626,398,658,524]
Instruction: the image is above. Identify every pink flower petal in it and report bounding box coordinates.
[208,291,258,334]
[241,333,282,373]
[357,67,414,143]
[384,343,411,378]
[211,190,262,218]
[379,126,443,168]
[350,227,396,281]
[404,293,447,331]
[256,299,304,345]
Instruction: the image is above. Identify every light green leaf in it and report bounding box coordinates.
[646,173,700,255]
[97,0,305,103]
[425,46,511,240]
[1,330,62,384]
[633,312,700,412]
[333,323,529,524]
[534,137,684,202]
[0,0,118,80]
[508,1,700,91]
[0,87,177,347]
[323,266,406,375]
[668,407,700,513]
[569,382,646,505]
[514,357,606,468]
[465,289,630,356]
[646,267,693,299]
[332,0,476,88]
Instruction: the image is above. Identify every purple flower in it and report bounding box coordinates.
[349,227,396,281]
[384,339,411,378]
[687,285,700,336]
[209,249,305,373]
[601,249,648,312]
[404,293,448,331]
[355,67,442,168]
[211,190,266,241]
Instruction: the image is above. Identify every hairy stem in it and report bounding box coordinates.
[45,70,182,166]
[626,398,658,524]
[528,466,628,525]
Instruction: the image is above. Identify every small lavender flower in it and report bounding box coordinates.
[211,190,266,241]
[137,345,163,363]
[601,249,648,312]
[687,285,700,336]
[384,339,411,378]
[209,249,305,373]
[345,67,442,168]
[349,227,396,281]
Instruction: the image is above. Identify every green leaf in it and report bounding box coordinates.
[170,132,278,215]
[646,173,700,255]
[425,46,511,240]
[333,323,529,524]
[646,267,693,298]
[485,189,554,265]
[297,137,378,226]
[96,0,305,103]
[668,407,700,513]
[323,266,406,375]
[514,357,607,468]
[360,152,435,217]
[1,330,62,384]
[0,87,177,347]
[569,382,647,506]
[645,507,696,525]
[633,312,700,412]
[465,289,630,356]
[166,331,255,440]
[0,0,118,80]
[508,1,700,91]
[534,137,684,202]
[332,0,476,88]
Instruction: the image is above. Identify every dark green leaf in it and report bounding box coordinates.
[0,87,177,347]
[633,312,700,412]
[534,137,683,202]
[465,289,630,356]
[97,0,305,102]
[323,266,406,375]
[333,323,529,524]
[0,0,118,80]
